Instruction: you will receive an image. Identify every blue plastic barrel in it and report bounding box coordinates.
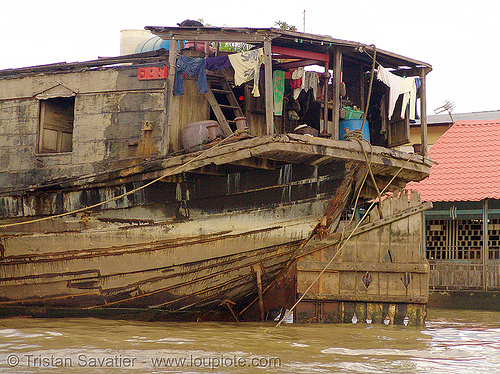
[135,36,180,52]
[339,119,370,142]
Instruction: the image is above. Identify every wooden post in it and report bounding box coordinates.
[332,48,342,139]
[483,200,489,290]
[359,64,365,112]
[252,263,265,321]
[264,40,274,135]
[322,52,330,134]
[419,69,428,157]
[160,37,178,155]
[221,300,239,322]
[422,211,427,258]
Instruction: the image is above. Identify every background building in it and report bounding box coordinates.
[408,116,500,291]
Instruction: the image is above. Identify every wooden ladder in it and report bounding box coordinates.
[205,74,244,136]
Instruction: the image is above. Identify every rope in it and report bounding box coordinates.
[275,150,416,327]
[0,130,247,229]
[344,130,384,217]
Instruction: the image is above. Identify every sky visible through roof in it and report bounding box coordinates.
[0,0,498,115]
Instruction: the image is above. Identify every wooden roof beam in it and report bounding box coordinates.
[146,27,278,43]
[275,59,319,70]
[271,46,329,62]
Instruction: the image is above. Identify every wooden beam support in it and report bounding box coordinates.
[322,51,330,134]
[158,32,270,43]
[160,37,178,155]
[332,48,342,139]
[221,299,239,322]
[275,59,318,70]
[298,292,428,304]
[271,45,329,62]
[264,40,274,135]
[251,263,265,322]
[483,199,489,291]
[297,261,429,274]
[419,68,428,157]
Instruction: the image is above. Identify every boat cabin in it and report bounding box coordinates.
[0,25,432,217]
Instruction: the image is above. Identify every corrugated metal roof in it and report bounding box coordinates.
[407,119,500,202]
[412,110,500,126]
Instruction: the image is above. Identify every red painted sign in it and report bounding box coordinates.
[138,65,168,80]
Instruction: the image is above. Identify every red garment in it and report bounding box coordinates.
[290,78,302,89]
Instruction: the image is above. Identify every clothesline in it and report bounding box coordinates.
[174,48,265,98]
[174,47,323,101]
[377,64,421,121]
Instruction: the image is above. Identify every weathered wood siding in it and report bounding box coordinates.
[295,190,429,325]
[167,78,210,152]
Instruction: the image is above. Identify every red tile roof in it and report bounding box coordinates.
[407,119,500,202]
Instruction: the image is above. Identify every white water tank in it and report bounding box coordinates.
[120,29,152,56]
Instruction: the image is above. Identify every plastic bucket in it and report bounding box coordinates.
[339,119,370,142]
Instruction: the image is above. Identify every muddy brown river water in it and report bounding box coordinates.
[1,308,499,373]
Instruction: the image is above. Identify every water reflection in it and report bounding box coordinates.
[0,309,499,373]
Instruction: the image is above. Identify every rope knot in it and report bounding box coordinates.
[343,129,364,141]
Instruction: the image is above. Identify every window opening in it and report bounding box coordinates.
[38,96,75,153]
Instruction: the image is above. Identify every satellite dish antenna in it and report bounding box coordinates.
[434,100,455,123]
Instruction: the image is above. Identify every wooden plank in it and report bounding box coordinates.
[275,59,318,70]
[391,193,409,262]
[332,48,342,139]
[271,46,329,62]
[322,51,330,134]
[297,261,429,273]
[204,90,233,136]
[162,38,178,155]
[352,202,432,237]
[419,69,429,156]
[263,40,274,135]
[154,30,272,43]
[483,200,489,290]
[253,141,431,181]
[280,134,432,168]
[0,50,170,77]
[299,292,428,304]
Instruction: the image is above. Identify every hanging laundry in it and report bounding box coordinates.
[273,70,285,115]
[174,55,208,96]
[228,48,264,97]
[302,71,320,100]
[414,77,422,120]
[292,67,304,99]
[205,55,231,71]
[376,65,416,120]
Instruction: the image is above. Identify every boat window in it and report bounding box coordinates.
[38,96,75,153]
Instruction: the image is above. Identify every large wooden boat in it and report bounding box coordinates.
[0,24,432,321]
